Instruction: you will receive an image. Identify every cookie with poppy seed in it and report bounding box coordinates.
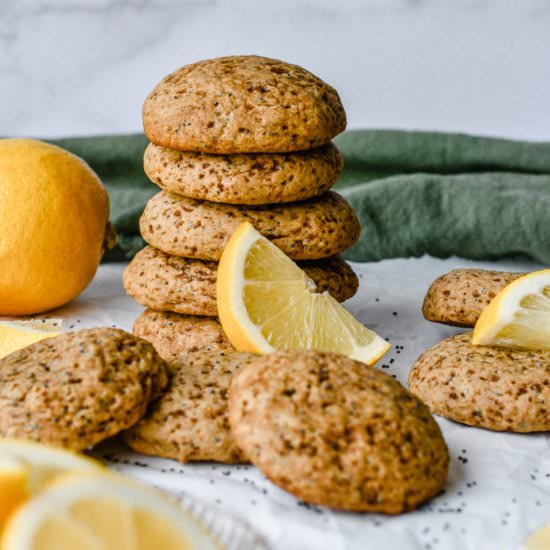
[140,191,360,262]
[123,351,253,463]
[409,332,550,432]
[229,350,449,513]
[142,55,346,154]
[124,246,359,317]
[143,142,343,205]
[133,309,233,362]
[0,328,168,451]
[422,269,524,327]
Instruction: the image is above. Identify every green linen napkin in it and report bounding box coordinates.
[48,130,550,264]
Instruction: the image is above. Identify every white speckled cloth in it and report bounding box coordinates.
[40,255,549,550]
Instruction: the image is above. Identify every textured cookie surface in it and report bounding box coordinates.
[144,142,343,205]
[124,246,359,316]
[124,351,253,463]
[140,191,360,261]
[142,55,346,153]
[423,269,523,327]
[229,350,449,513]
[0,328,168,451]
[409,333,550,432]
[133,309,233,362]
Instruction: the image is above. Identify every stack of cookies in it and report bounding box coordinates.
[124,55,361,359]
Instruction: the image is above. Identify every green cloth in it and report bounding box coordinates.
[48,130,550,264]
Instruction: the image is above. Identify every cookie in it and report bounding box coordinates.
[133,309,233,362]
[409,332,550,432]
[140,191,360,262]
[144,142,343,205]
[124,246,359,316]
[423,269,523,327]
[0,328,168,451]
[229,350,449,513]
[123,351,252,463]
[142,55,346,154]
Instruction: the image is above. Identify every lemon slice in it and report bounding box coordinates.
[1,472,219,550]
[472,269,550,350]
[0,457,27,525]
[0,320,62,359]
[0,439,101,527]
[523,520,550,550]
[217,222,390,364]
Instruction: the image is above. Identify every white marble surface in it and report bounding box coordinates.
[1,0,549,140]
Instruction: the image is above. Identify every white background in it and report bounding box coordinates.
[1,0,549,140]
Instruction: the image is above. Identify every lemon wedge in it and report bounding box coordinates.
[1,472,219,550]
[0,320,62,359]
[523,520,550,550]
[217,222,389,364]
[472,269,550,350]
[0,440,101,527]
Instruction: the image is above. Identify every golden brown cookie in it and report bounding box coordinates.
[144,142,343,205]
[140,191,360,262]
[133,309,233,362]
[409,333,550,432]
[123,351,253,463]
[0,328,168,451]
[142,55,346,154]
[124,246,359,316]
[422,269,523,327]
[229,350,449,513]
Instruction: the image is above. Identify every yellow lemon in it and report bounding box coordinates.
[0,439,102,528]
[217,222,390,364]
[0,320,62,359]
[1,472,219,550]
[0,139,112,315]
[472,269,550,350]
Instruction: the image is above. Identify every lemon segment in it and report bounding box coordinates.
[0,320,62,359]
[472,270,550,350]
[1,473,219,550]
[217,222,390,364]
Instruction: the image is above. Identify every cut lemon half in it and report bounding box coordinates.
[472,269,550,350]
[0,320,62,359]
[0,439,101,527]
[217,222,390,364]
[1,472,219,550]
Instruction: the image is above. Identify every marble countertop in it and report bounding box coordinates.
[1,0,549,141]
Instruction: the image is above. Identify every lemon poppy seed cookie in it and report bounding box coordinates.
[0,328,168,451]
[423,269,524,327]
[123,351,253,463]
[133,310,233,362]
[142,55,346,154]
[409,333,550,432]
[124,246,359,316]
[144,142,343,205]
[140,191,360,262]
[229,350,449,513]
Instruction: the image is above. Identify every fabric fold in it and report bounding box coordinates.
[46,130,550,264]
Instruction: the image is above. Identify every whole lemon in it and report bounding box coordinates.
[0,139,111,315]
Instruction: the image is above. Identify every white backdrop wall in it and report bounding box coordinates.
[1,0,549,140]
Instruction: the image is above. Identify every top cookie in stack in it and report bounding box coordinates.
[125,55,360,354]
